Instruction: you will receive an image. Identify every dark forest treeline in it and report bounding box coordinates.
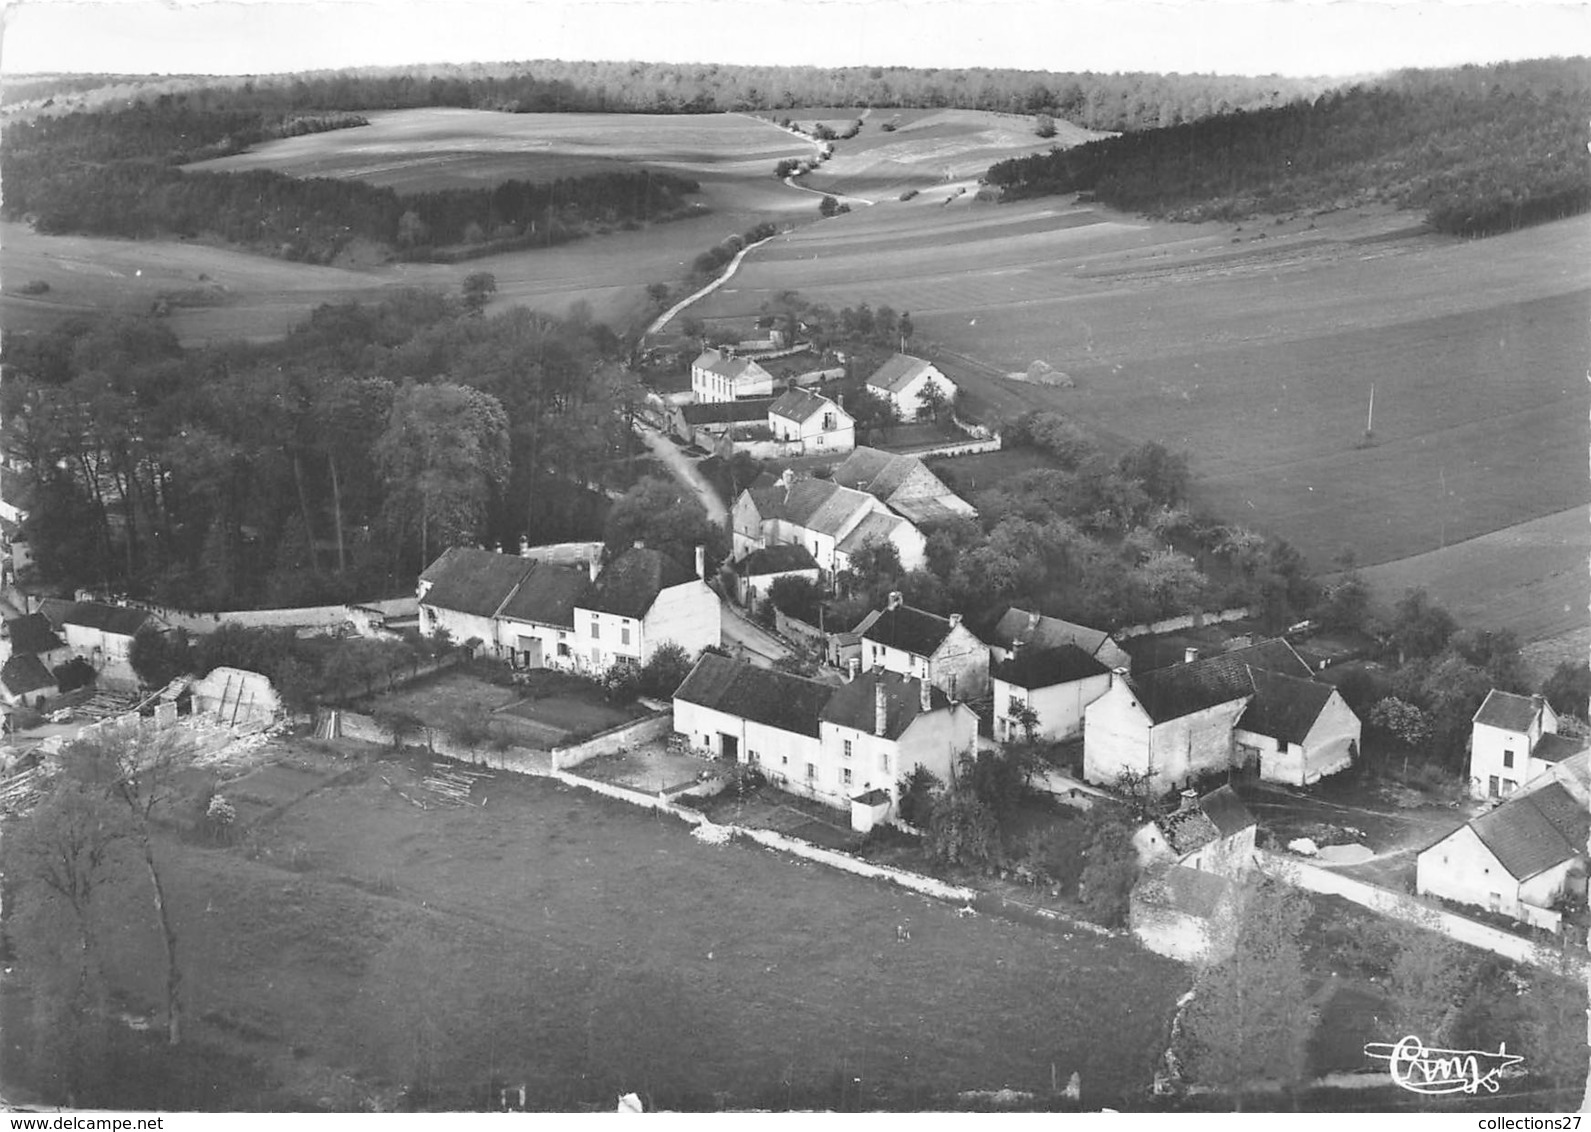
[985,61,1591,235]
[1,294,645,610]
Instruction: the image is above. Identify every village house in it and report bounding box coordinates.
[851,592,989,698]
[988,607,1132,671]
[0,654,56,708]
[1129,865,1240,964]
[417,546,540,653]
[732,471,925,577]
[864,353,958,421]
[669,399,776,449]
[767,390,855,455]
[573,545,720,673]
[817,668,979,818]
[1416,777,1589,933]
[495,560,594,670]
[830,446,975,527]
[1082,639,1360,790]
[727,544,821,609]
[54,602,156,687]
[1133,786,1258,875]
[1466,689,1586,801]
[691,348,776,403]
[991,642,1111,743]
[673,651,832,769]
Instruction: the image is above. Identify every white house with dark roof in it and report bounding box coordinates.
[1083,639,1359,789]
[818,668,978,814]
[988,607,1132,671]
[1467,689,1584,801]
[496,560,595,670]
[673,652,832,770]
[851,592,989,698]
[56,602,157,687]
[728,544,821,609]
[767,390,854,454]
[1133,785,1258,875]
[418,547,540,653]
[864,354,958,421]
[691,348,775,403]
[991,641,1111,743]
[1,653,56,707]
[831,446,975,527]
[732,471,925,576]
[573,545,719,673]
[1416,779,1589,932]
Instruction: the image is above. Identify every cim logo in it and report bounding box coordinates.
[1364,1035,1525,1096]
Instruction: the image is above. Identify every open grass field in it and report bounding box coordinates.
[3,746,1190,1111]
[696,197,1589,639]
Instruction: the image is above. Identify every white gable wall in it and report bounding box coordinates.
[996,669,1112,743]
[1417,825,1523,918]
[642,579,721,663]
[1083,676,1248,789]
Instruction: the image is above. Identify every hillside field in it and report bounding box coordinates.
[695,197,1589,640]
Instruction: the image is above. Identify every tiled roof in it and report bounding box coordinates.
[1,653,55,697]
[990,607,1115,658]
[1128,639,1312,724]
[1197,785,1256,839]
[5,613,64,655]
[1237,668,1338,745]
[1469,782,1589,882]
[859,604,955,659]
[60,602,152,638]
[888,495,975,527]
[736,544,819,577]
[1473,689,1543,733]
[1532,733,1589,765]
[821,668,951,740]
[769,389,841,424]
[674,652,834,738]
[866,353,936,395]
[1158,806,1223,855]
[682,398,776,425]
[693,349,771,384]
[1134,865,1233,919]
[497,562,590,629]
[583,547,695,619]
[831,446,893,491]
[749,478,876,538]
[36,597,74,630]
[992,644,1108,689]
[837,512,910,556]
[419,547,532,619]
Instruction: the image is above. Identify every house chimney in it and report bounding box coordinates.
[1178,789,1198,813]
[1027,610,1040,632]
[887,591,903,611]
[1183,646,1199,664]
[633,539,646,551]
[948,612,962,629]
[695,545,706,580]
[1009,638,1022,658]
[847,657,860,681]
[919,677,932,712]
[588,556,601,584]
[782,468,796,489]
[874,678,889,737]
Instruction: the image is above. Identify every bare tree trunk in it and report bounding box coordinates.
[291,449,320,573]
[328,452,346,573]
[138,835,182,1045]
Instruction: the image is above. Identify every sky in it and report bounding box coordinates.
[1,0,1588,79]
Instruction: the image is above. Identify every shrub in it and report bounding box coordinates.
[52,656,96,694]
[899,189,918,201]
[896,765,941,827]
[925,787,1002,870]
[1078,809,1137,927]
[818,196,840,218]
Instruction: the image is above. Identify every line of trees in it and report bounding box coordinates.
[3,288,642,610]
[985,68,1591,236]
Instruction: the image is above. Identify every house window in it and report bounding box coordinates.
[823,412,836,430]
[557,643,570,658]
[878,751,889,774]
[590,617,600,641]
[843,739,853,760]
[806,762,817,781]
[1502,749,1514,768]
[782,755,789,766]
[842,768,853,786]
[1007,695,1024,716]
[621,625,631,646]
[749,751,760,765]
[1489,775,1500,798]
[1502,779,1516,795]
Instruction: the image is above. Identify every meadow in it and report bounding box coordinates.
[696,196,1590,643]
[3,744,1189,1111]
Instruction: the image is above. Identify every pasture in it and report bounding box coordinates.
[4,746,1189,1110]
[697,198,1590,638]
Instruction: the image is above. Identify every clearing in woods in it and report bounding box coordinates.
[696,197,1589,642]
[2,746,1187,1110]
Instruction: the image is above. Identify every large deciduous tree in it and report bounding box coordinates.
[376,381,510,569]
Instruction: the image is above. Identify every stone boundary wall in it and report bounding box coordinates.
[1116,606,1256,640]
[550,712,674,770]
[774,609,828,652]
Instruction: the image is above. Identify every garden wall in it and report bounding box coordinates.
[1116,606,1256,640]
[774,609,828,652]
[550,712,673,770]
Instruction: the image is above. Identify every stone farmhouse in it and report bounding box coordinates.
[673,654,977,827]
[1466,689,1587,801]
[864,353,958,421]
[767,390,855,455]
[990,642,1111,744]
[418,544,719,675]
[1133,786,1258,874]
[726,544,820,609]
[1417,764,1589,933]
[988,607,1133,671]
[1130,865,1240,964]
[732,471,926,578]
[830,447,975,527]
[691,348,775,403]
[1083,639,1361,790]
[849,592,990,699]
